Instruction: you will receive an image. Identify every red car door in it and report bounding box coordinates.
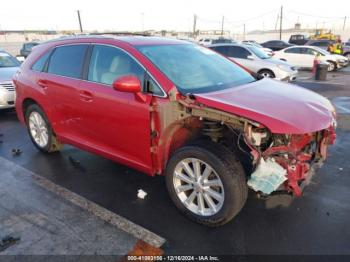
[76,44,153,173]
[39,44,88,140]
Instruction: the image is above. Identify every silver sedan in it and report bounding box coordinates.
[0,50,20,109]
[209,43,298,82]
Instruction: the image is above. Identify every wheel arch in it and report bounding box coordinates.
[157,118,203,173]
[326,60,337,71]
[258,68,276,78]
[22,98,55,132]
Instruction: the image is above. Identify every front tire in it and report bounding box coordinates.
[165,142,247,226]
[25,104,63,153]
[327,61,337,72]
[344,53,350,61]
[258,69,275,78]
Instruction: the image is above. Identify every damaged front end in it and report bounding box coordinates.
[159,90,337,198]
[244,124,337,197]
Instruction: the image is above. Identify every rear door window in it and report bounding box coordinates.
[47,45,88,79]
[285,48,301,54]
[227,46,250,59]
[301,48,319,56]
[211,46,230,56]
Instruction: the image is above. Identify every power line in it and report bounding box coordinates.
[288,10,345,20]
[225,9,279,24]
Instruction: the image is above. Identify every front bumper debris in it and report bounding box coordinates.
[247,126,336,197]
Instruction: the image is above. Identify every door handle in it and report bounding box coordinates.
[37,79,48,89]
[79,90,93,102]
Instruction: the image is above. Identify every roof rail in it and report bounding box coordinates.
[91,32,152,37]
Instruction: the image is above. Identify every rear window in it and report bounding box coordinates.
[47,45,88,79]
[24,43,38,51]
[311,42,328,47]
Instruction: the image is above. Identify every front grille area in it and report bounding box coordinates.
[0,82,15,92]
[7,101,14,105]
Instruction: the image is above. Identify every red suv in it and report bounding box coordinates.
[14,36,336,226]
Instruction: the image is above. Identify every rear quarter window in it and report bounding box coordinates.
[47,45,88,79]
[31,51,51,72]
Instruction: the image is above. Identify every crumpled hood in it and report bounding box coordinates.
[0,67,19,83]
[194,78,334,134]
[333,54,348,61]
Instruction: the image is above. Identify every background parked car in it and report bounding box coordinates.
[273,46,349,72]
[305,39,334,50]
[198,38,235,46]
[209,43,297,81]
[260,40,293,51]
[241,40,260,45]
[0,50,20,109]
[342,43,350,59]
[289,34,309,45]
[241,41,274,56]
[20,42,39,58]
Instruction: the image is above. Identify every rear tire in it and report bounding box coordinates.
[25,104,63,153]
[165,141,248,227]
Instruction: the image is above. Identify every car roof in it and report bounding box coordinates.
[208,43,243,47]
[285,45,315,49]
[41,35,187,47]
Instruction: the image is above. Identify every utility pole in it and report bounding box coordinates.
[193,14,197,38]
[343,16,347,30]
[77,10,83,33]
[0,24,6,41]
[221,16,224,36]
[279,6,283,40]
[243,24,246,40]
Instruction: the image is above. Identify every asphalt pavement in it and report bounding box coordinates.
[0,79,349,256]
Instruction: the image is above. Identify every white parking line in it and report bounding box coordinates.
[297,80,347,86]
[0,156,166,248]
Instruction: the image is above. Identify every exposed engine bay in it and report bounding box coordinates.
[155,91,337,197]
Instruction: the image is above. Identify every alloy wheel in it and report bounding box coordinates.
[173,158,225,216]
[261,71,272,78]
[328,62,335,72]
[28,111,49,148]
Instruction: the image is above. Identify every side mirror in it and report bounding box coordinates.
[247,55,254,60]
[112,75,141,93]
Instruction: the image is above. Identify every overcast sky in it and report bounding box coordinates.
[0,0,349,32]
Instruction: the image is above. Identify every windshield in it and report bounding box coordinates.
[312,47,330,56]
[246,45,270,59]
[249,42,264,48]
[0,52,20,68]
[137,44,255,94]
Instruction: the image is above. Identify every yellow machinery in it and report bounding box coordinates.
[310,29,337,40]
